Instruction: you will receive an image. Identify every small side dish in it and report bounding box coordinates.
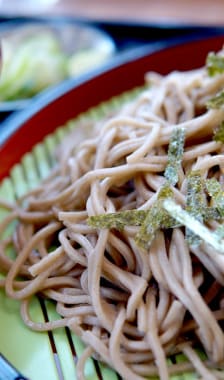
[0,21,115,105]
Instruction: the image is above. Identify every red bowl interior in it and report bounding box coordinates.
[0,34,224,180]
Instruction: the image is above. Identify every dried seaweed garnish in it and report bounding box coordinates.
[206,51,224,77]
[88,176,224,251]
[205,178,224,217]
[88,127,224,252]
[157,183,173,200]
[164,127,185,185]
[202,206,222,221]
[134,202,164,250]
[88,127,186,248]
[163,199,224,254]
[206,90,224,109]
[186,171,206,246]
[135,128,185,249]
[87,209,147,230]
[213,121,224,143]
[135,184,176,250]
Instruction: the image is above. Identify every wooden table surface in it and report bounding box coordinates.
[0,0,224,26]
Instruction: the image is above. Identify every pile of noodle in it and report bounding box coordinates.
[1,52,224,380]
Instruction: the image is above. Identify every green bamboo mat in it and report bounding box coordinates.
[0,89,199,380]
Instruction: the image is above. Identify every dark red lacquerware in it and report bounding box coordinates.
[0,35,223,180]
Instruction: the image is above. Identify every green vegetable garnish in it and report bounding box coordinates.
[202,206,222,221]
[88,185,176,250]
[186,172,205,212]
[157,184,173,200]
[163,199,224,254]
[213,121,224,143]
[135,127,185,249]
[164,127,185,185]
[186,171,205,246]
[135,184,176,250]
[87,127,224,252]
[205,178,224,217]
[206,51,224,77]
[87,209,147,230]
[206,90,224,109]
[134,203,164,250]
[89,126,186,250]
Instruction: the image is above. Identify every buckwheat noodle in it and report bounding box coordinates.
[1,53,224,380]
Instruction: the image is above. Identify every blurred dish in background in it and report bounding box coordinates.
[0,20,116,110]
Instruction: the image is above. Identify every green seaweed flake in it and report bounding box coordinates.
[213,121,224,143]
[206,51,224,77]
[134,202,163,250]
[206,90,224,109]
[186,171,206,246]
[87,209,147,230]
[205,178,224,217]
[88,185,177,250]
[135,184,176,250]
[88,176,224,252]
[157,183,173,200]
[88,128,186,249]
[202,206,222,221]
[186,171,205,213]
[164,127,185,186]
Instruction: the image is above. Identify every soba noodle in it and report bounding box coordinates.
[1,50,224,380]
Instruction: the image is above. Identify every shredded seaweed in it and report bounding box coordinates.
[186,171,205,212]
[186,171,205,246]
[213,121,224,143]
[157,183,173,200]
[87,209,147,230]
[206,51,224,77]
[88,129,224,251]
[163,199,224,254]
[134,202,164,250]
[135,184,176,250]
[202,206,222,221]
[164,127,185,185]
[88,184,178,250]
[206,90,224,109]
[205,178,224,217]
[206,177,222,196]
[88,174,224,252]
[88,127,186,248]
